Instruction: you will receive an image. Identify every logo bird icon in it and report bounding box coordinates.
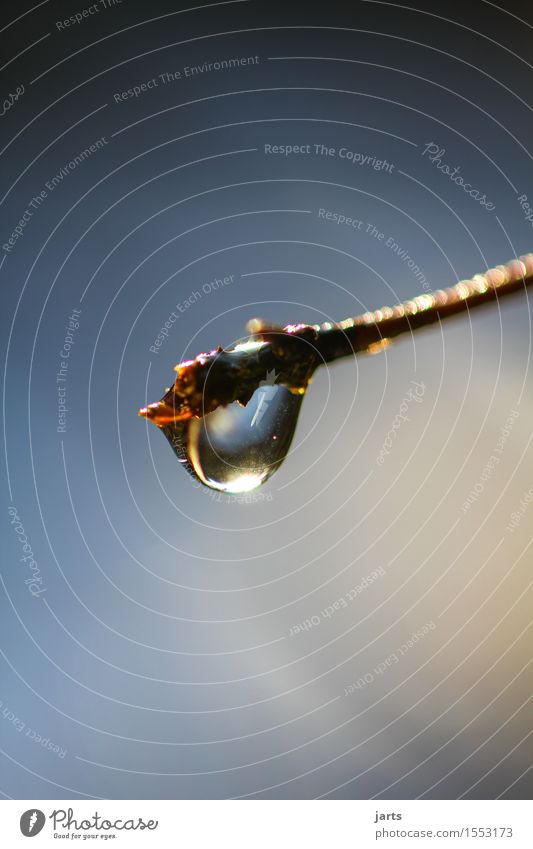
[20,809,45,837]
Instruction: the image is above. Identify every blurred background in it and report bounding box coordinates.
[1,0,532,799]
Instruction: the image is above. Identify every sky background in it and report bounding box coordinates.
[1,0,532,799]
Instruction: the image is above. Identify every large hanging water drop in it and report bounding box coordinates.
[162,382,304,493]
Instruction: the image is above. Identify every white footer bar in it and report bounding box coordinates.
[1,799,531,848]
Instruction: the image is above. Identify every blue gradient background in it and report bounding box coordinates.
[1,0,532,799]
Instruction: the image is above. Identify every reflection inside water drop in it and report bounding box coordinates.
[162,383,304,493]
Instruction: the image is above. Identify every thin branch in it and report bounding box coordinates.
[139,253,533,425]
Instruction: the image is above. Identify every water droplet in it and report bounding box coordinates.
[162,384,304,493]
